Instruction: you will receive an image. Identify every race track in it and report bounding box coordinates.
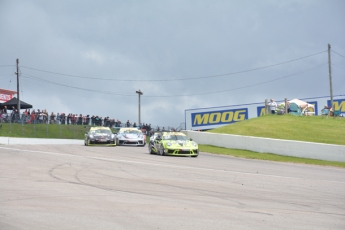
[0,145,344,230]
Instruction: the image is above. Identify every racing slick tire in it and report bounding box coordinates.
[159,145,165,156]
[85,139,90,146]
[148,143,154,154]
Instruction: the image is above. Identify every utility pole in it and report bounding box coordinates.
[16,59,20,112]
[328,44,333,108]
[136,90,143,125]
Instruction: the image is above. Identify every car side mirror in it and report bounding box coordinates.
[190,138,193,141]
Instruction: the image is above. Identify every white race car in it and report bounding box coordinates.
[115,127,146,146]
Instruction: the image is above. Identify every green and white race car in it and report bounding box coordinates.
[148,132,198,157]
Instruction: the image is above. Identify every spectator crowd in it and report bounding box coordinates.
[0,106,157,132]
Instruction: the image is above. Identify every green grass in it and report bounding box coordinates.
[199,144,345,168]
[199,114,345,168]
[208,114,345,145]
[0,123,120,139]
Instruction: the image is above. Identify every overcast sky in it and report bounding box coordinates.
[1,0,344,129]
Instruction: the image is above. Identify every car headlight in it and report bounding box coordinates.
[111,134,115,139]
[192,142,197,147]
[166,142,171,146]
[89,134,94,138]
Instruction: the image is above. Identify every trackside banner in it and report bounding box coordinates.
[191,108,248,128]
[0,94,12,102]
[329,99,345,114]
[185,94,345,130]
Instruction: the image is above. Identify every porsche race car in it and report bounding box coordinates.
[148,132,198,157]
[84,127,116,146]
[115,127,146,146]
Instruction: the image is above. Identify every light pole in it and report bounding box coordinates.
[136,90,143,125]
[328,44,333,108]
[16,59,20,112]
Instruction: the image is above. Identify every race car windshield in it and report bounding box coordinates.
[123,130,141,134]
[93,130,112,135]
[163,135,188,141]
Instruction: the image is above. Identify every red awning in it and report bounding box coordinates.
[0,88,17,95]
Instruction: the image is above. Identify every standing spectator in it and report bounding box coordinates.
[82,115,87,125]
[104,116,109,127]
[86,115,90,125]
[78,114,83,125]
[126,120,130,127]
[61,113,66,124]
[30,110,36,124]
[67,113,71,125]
[38,112,44,124]
[50,112,56,124]
[71,114,76,125]
[26,109,31,123]
[95,116,100,126]
[56,113,60,124]
[43,109,48,124]
[91,115,95,125]
[35,110,40,124]
[22,109,28,123]
[133,122,137,127]
[11,106,16,123]
[45,111,48,124]
[268,99,277,114]
[109,118,115,128]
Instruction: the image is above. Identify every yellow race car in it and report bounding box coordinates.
[148,132,198,157]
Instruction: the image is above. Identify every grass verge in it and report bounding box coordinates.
[199,145,345,168]
[208,115,345,145]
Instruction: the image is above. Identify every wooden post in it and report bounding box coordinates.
[285,98,288,114]
[265,99,268,115]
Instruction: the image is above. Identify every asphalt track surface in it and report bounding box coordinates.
[0,145,344,230]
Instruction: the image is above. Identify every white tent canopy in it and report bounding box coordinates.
[278,99,316,115]
[288,99,314,109]
[279,99,314,109]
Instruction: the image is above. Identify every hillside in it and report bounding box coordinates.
[208,115,345,145]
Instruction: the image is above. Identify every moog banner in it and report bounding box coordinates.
[185,94,345,130]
